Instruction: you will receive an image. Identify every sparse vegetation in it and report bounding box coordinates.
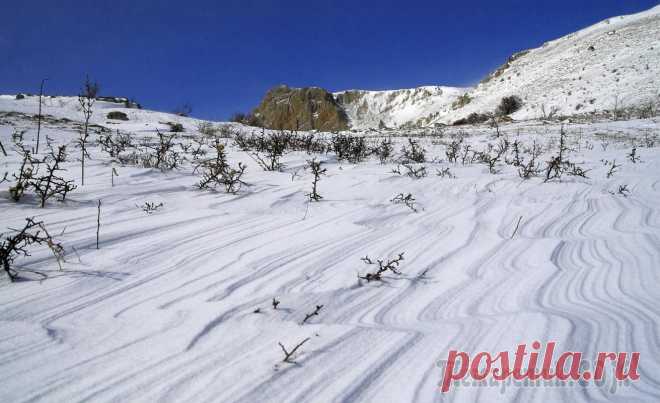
[452,93,472,110]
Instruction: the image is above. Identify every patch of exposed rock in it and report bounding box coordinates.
[252,85,348,131]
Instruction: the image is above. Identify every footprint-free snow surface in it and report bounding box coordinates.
[1,97,659,402]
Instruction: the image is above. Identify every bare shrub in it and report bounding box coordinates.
[1,218,64,282]
[358,252,405,282]
[306,158,326,201]
[616,184,630,197]
[167,122,185,133]
[627,147,640,163]
[139,202,163,214]
[391,192,417,212]
[606,160,621,178]
[243,132,287,171]
[197,122,218,137]
[31,145,77,207]
[544,126,589,182]
[301,304,324,324]
[278,338,310,363]
[9,146,36,201]
[99,130,133,159]
[332,134,369,163]
[392,164,427,179]
[374,137,393,164]
[436,167,455,178]
[400,138,426,163]
[78,76,99,186]
[142,130,183,170]
[496,95,523,116]
[446,138,463,163]
[518,140,543,179]
[196,141,247,194]
[8,145,76,206]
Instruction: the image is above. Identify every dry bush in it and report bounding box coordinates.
[196,141,247,194]
[8,145,76,206]
[544,126,589,182]
[99,130,134,159]
[278,338,310,363]
[306,158,326,201]
[139,201,163,214]
[358,252,405,282]
[1,218,64,282]
[141,130,183,170]
[167,122,185,133]
[31,146,77,207]
[445,138,463,163]
[400,138,426,163]
[374,137,393,164]
[78,76,99,186]
[391,193,417,212]
[9,146,36,202]
[332,134,369,163]
[496,95,523,116]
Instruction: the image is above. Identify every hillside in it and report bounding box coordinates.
[322,5,660,128]
[451,4,660,123]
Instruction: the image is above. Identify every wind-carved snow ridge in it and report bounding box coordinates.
[336,5,660,128]
[1,86,659,402]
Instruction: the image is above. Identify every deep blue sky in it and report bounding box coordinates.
[1,0,658,120]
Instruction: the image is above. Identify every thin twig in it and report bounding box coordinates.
[278,337,311,363]
[96,199,101,249]
[510,216,523,239]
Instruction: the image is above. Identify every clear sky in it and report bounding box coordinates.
[1,0,658,120]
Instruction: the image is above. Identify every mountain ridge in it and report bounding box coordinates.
[252,5,660,130]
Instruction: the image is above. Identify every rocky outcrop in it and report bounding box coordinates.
[252,85,348,131]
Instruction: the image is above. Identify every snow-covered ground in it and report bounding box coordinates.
[1,97,659,402]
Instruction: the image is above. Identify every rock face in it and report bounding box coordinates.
[252,85,348,131]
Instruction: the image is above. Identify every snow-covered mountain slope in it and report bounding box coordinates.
[337,5,660,128]
[335,86,468,129]
[453,4,660,123]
